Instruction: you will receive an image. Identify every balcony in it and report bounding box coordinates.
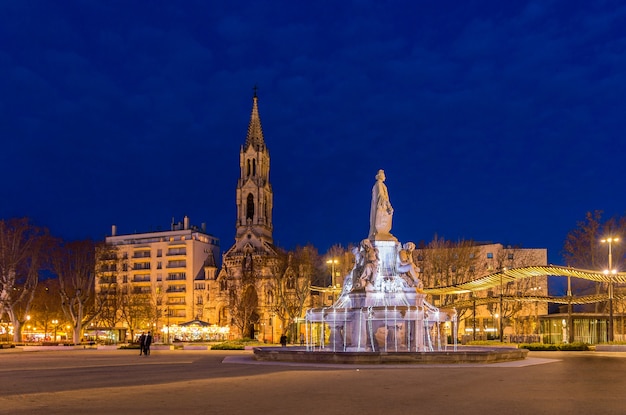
[166,273,186,281]
[133,251,151,259]
[132,276,151,283]
[166,287,186,293]
[99,277,117,285]
[133,263,151,270]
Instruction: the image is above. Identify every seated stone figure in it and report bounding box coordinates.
[397,242,423,291]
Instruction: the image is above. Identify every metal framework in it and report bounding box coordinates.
[422,265,626,305]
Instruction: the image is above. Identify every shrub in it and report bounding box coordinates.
[518,343,558,351]
[210,341,245,350]
[557,342,589,351]
[518,342,589,351]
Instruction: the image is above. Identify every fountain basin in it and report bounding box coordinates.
[253,346,528,364]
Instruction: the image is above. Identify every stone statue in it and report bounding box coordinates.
[369,169,395,241]
[353,239,379,290]
[397,242,423,291]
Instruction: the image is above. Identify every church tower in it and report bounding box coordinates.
[235,90,274,244]
[210,90,280,340]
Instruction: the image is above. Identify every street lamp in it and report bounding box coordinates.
[494,313,500,340]
[601,237,619,342]
[326,258,340,304]
[326,259,339,288]
[166,308,170,344]
[24,315,31,342]
[52,319,59,343]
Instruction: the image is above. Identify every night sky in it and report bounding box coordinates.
[2,1,626,265]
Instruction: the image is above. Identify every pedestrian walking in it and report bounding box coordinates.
[138,332,146,356]
[144,331,153,356]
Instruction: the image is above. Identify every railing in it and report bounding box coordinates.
[133,263,151,270]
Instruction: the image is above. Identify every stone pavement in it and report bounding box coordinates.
[1,348,625,415]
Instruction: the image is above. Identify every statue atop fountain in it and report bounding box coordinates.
[369,169,396,242]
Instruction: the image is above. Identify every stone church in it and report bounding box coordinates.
[205,91,283,341]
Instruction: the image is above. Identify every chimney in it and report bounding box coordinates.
[184,216,190,230]
[111,225,117,236]
[201,222,206,232]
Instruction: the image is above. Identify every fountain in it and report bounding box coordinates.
[254,170,527,364]
[305,169,456,353]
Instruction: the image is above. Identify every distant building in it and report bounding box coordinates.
[417,242,548,342]
[95,217,219,341]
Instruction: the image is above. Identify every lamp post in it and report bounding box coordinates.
[326,259,339,288]
[326,258,339,304]
[494,313,500,341]
[52,319,59,343]
[166,308,171,344]
[24,315,31,342]
[499,271,504,343]
[601,237,619,342]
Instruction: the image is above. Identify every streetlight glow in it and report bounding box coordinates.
[601,236,619,342]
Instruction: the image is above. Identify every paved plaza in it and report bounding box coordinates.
[1,348,625,415]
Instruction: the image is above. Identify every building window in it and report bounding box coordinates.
[508,253,514,260]
[246,193,255,221]
[487,252,493,259]
[167,260,186,268]
[167,272,186,281]
[220,280,228,291]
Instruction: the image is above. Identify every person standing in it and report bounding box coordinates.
[280,334,287,347]
[144,331,153,356]
[138,332,146,356]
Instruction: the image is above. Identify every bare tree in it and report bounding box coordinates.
[0,218,51,342]
[52,239,102,343]
[118,283,152,341]
[267,245,318,340]
[419,236,481,311]
[94,244,126,331]
[30,278,64,341]
[563,210,626,313]
[228,283,259,339]
[491,245,545,337]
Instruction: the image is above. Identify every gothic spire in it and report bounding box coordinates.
[245,86,265,150]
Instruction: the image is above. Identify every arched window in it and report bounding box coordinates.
[246,193,255,221]
[252,159,257,176]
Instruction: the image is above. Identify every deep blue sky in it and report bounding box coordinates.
[2,1,626,265]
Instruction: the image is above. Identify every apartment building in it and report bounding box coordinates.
[96,216,219,340]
